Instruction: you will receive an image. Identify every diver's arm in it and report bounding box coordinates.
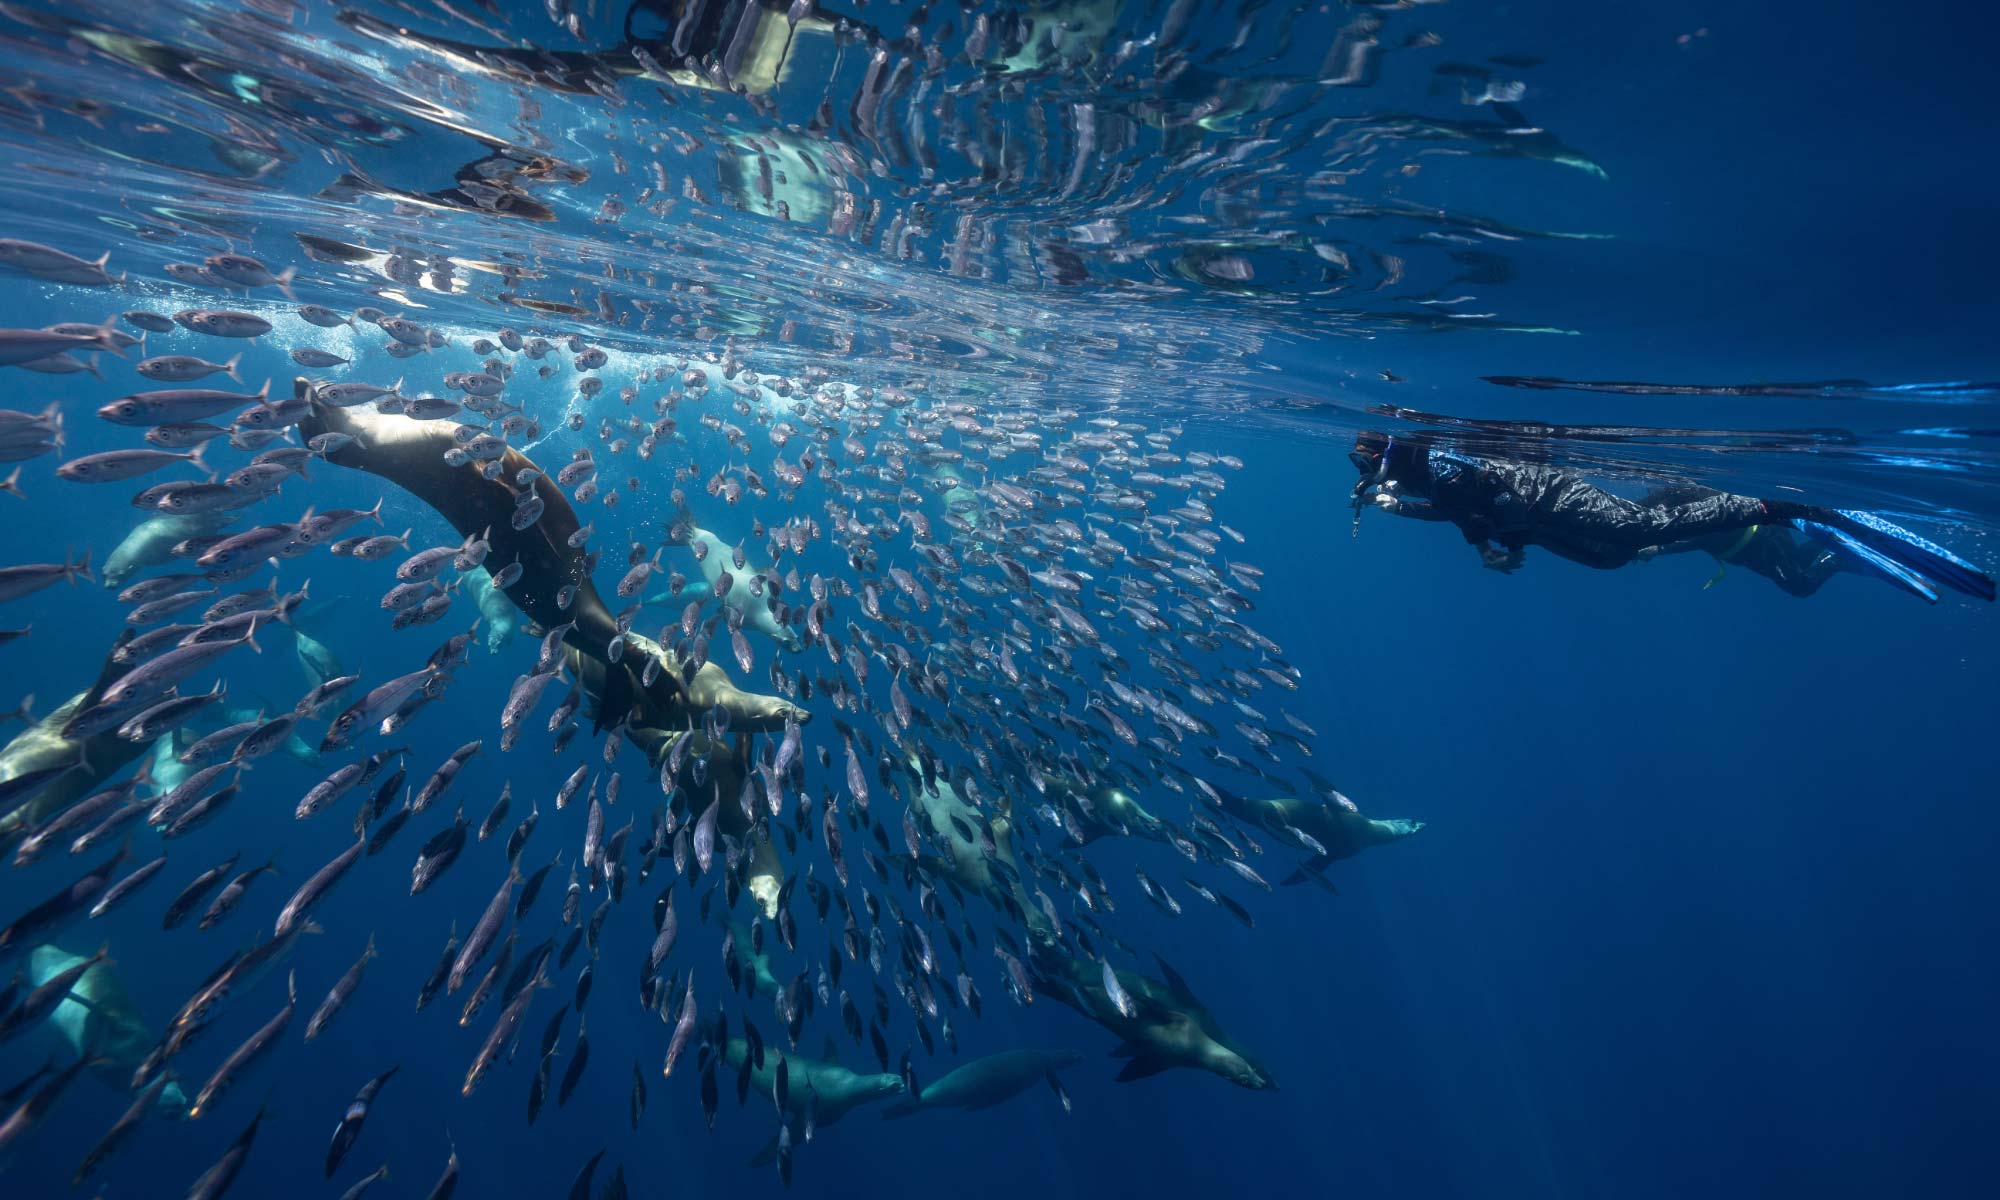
[1432,505,1523,571]
[1370,488,1452,522]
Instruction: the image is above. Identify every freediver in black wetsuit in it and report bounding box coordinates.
[1348,431,1995,604]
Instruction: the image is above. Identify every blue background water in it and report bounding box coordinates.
[4,1,1999,1198]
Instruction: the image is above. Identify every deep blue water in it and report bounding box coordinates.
[3,2,1998,1198]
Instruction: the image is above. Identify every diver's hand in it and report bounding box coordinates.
[1371,490,1402,514]
[1479,544,1523,573]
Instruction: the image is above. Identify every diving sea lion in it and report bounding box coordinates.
[285,616,344,690]
[715,917,784,997]
[673,514,803,652]
[561,646,790,917]
[464,567,519,652]
[932,466,985,528]
[639,579,711,607]
[1219,793,1423,877]
[299,382,620,652]
[26,944,190,1117]
[298,381,804,735]
[0,633,149,837]
[143,728,194,798]
[721,1035,904,1156]
[221,705,321,766]
[879,1048,1083,1119]
[101,510,234,590]
[557,638,801,749]
[1042,774,1168,844]
[897,763,1041,933]
[1031,950,1275,1091]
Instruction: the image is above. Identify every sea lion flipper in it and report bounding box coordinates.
[80,630,137,711]
[1114,1055,1171,1083]
[595,662,636,735]
[1152,954,1199,1008]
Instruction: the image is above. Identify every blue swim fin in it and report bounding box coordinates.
[1789,510,1996,603]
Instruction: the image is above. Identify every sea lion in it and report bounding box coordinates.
[297,380,804,735]
[221,705,321,766]
[1031,950,1275,1091]
[26,943,190,1117]
[880,1048,1083,1119]
[557,643,790,917]
[0,634,149,837]
[932,465,985,528]
[715,917,784,997]
[673,514,803,652]
[285,615,344,690]
[101,510,234,590]
[897,762,1042,934]
[464,567,519,652]
[721,1035,904,1158]
[142,728,193,798]
[1041,774,1168,844]
[1218,793,1423,878]
[640,579,711,608]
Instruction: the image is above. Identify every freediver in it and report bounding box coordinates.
[1347,431,1995,603]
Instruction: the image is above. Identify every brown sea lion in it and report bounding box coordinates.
[297,380,805,737]
[0,633,148,839]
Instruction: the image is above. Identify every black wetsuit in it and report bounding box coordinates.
[1360,442,1994,603]
[1642,488,1842,597]
[1379,447,1781,570]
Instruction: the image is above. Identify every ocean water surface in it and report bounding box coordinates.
[1,2,1995,1198]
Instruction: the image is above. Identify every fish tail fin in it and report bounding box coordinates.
[0,465,22,499]
[274,266,297,302]
[223,352,243,383]
[187,440,211,480]
[84,352,103,381]
[94,315,128,358]
[67,547,94,586]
